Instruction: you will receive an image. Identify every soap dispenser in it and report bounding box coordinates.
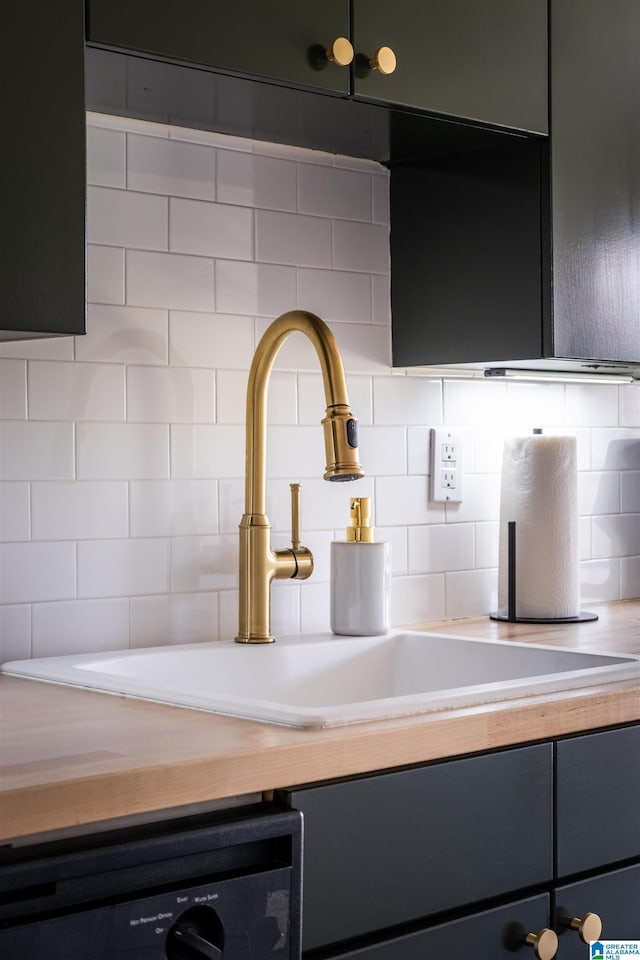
[330,497,391,636]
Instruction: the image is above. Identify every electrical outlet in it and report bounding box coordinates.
[430,428,463,502]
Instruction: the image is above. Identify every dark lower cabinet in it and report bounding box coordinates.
[326,895,551,960]
[280,725,640,958]
[554,865,640,958]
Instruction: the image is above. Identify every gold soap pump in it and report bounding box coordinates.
[330,496,391,636]
[346,497,375,542]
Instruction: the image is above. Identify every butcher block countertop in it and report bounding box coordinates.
[1,600,638,844]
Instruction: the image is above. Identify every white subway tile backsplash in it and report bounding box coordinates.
[127,250,214,312]
[78,304,169,365]
[621,556,640,599]
[130,480,218,538]
[297,373,372,427]
[32,482,128,541]
[298,164,371,221]
[592,514,640,559]
[127,134,216,200]
[566,383,619,427]
[266,425,325,479]
[217,151,297,211]
[170,198,253,260]
[591,429,640,471]
[0,542,76,604]
[0,359,26,419]
[0,483,30,542]
[215,261,296,317]
[409,523,475,574]
[297,268,372,325]
[0,604,31,662]
[443,379,507,426]
[0,336,73,361]
[376,476,445,527]
[577,471,621,516]
[0,422,74,480]
[372,173,390,225]
[391,574,445,625]
[445,569,498,619]
[580,558,621,602]
[171,535,237,592]
[619,382,640,427]
[130,592,219,646]
[77,423,169,480]
[299,581,330,634]
[621,472,640,513]
[87,244,125,305]
[126,365,215,423]
[87,186,168,250]
[332,220,389,274]
[32,599,130,658]
[78,538,170,599]
[28,361,126,422]
[170,424,245,479]
[579,515,592,560]
[373,376,442,426]
[358,426,406,476]
[475,521,499,569]
[371,274,390,326]
[446,474,501,523]
[0,114,635,664]
[504,382,567,428]
[256,210,332,268]
[169,312,253,368]
[87,126,126,188]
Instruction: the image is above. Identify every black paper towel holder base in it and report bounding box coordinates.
[489,521,599,624]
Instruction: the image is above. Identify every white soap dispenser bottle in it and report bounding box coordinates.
[330,497,391,636]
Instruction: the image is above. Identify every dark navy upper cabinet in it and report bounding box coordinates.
[2,1,86,341]
[86,0,351,95]
[391,0,640,373]
[352,0,547,134]
[86,0,547,134]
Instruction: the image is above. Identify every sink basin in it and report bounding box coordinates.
[2,631,638,727]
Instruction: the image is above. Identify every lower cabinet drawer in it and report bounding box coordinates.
[556,726,640,876]
[283,743,552,950]
[554,863,640,959]
[319,894,550,960]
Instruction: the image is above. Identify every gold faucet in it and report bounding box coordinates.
[236,311,364,643]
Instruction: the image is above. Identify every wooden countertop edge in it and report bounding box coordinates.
[2,677,638,842]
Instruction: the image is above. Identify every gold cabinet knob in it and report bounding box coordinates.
[525,928,558,960]
[326,37,354,67]
[564,912,603,944]
[369,46,397,75]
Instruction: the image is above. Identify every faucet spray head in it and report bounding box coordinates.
[322,404,364,482]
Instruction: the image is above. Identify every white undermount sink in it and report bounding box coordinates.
[2,631,638,728]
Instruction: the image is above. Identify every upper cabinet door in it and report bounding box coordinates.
[352,0,548,133]
[86,0,351,95]
[551,0,640,363]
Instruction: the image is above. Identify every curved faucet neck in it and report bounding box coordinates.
[244,311,351,517]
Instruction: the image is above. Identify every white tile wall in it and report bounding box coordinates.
[0,113,637,661]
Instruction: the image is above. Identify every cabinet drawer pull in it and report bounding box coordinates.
[369,46,397,75]
[525,928,558,960]
[561,911,603,944]
[326,37,354,67]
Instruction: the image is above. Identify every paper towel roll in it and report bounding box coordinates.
[498,434,580,619]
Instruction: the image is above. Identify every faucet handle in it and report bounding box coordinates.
[284,482,313,580]
[290,483,301,551]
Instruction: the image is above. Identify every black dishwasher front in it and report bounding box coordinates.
[0,804,302,960]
